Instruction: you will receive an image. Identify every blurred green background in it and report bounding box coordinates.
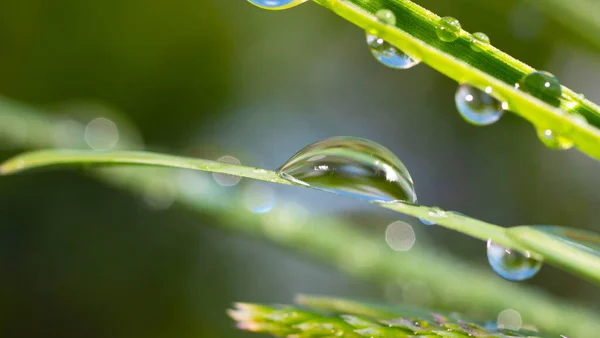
[0,0,599,337]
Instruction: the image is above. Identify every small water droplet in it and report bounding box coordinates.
[278,136,417,203]
[436,17,461,42]
[455,84,505,126]
[536,128,573,150]
[247,0,307,10]
[486,240,542,281]
[374,8,396,25]
[519,71,562,107]
[366,10,420,69]
[419,207,446,226]
[470,32,490,52]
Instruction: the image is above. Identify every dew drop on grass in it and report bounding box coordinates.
[486,240,542,281]
[366,9,420,69]
[418,207,446,226]
[277,136,417,203]
[536,128,573,150]
[247,0,307,10]
[436,17,462,42]
[470,32,490,52]
[519,71,562,107]
[455,85,506,126]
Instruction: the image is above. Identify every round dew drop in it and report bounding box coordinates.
[436,17,462,42]
[366,34,421,69]
[537,129,573,150]
[487,240,542,281]
[277,136,417,203]
[247,0,308,10]
[470,32,490,52]
[455,85,505,126]
[519,71,562,107]
[366,9,420,69]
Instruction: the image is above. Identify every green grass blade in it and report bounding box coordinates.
[304,0,600,160]
[508,226,600,283]
[5,148,600,285]
[229,297,546,337]
[1,100,599,336]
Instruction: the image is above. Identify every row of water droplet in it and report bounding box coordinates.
[246,1,595,282]
[248,0,589,151]
[276,136,544,281]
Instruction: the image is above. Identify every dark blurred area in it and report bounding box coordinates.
[0,0,599,337]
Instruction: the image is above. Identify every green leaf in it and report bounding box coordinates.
[228,295,547,337]
[3,148,600,286]
[508,226,600,282]
[0,100,599,336]
[298,0,600,160]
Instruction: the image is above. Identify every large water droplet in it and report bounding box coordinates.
[536,128,573,150]
[486,240,542,281]
[470,32,490,52]
[278,137,417,203]
[366,10,420,69]
[247,0,307,10]
[519,71,562,107]
[455,85,506,126]
[436,17,461,42]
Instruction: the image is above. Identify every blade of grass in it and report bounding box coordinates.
[5,148,600,286]
[0,98,599,335]
[304,0,600,160]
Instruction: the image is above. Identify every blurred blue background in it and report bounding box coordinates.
[0,0,599,336]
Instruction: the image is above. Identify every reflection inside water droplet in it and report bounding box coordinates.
[277,136,417,203]
[455,85,505,126]
[519,71,562,107]
[247,0,308,10]
[470,32,490,52]
[365,9,420,69]
[366,34,421,69]
[436,16,461,42]
[486,240,542,281]
[536,128,573,150]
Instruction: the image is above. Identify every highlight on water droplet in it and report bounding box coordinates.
[486,240,542,281]
[277,136,417,203]
[366,9,421,69]
[470,32,490,52]
[455,84,506,126]
[519,71,562,107]
[436,17,462,42]
[536,128,573,150]
[247,0,308,10]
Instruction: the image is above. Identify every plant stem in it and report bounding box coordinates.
[310,0,600,160]
[0,99,599,336]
